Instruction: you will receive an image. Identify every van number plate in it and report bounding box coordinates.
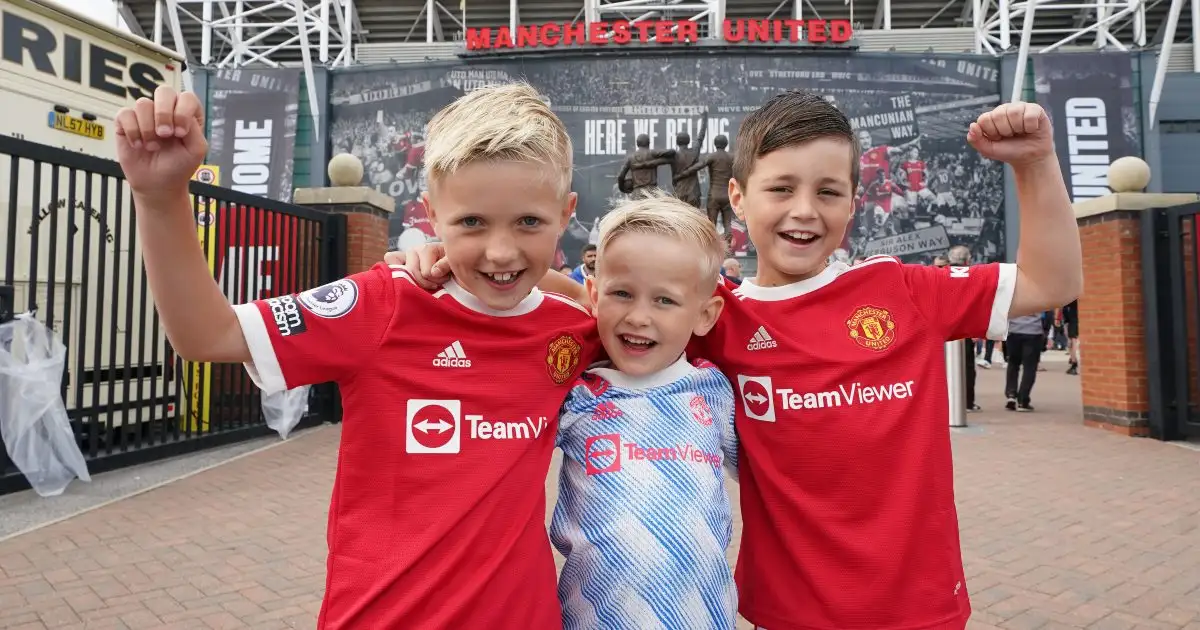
[48,112,106,141]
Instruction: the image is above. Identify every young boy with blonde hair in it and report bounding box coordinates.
[551,193,738,630]
[115,82,602,629]
[391,91,1081,630]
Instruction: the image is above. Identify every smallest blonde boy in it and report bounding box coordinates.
[551,193,740,630]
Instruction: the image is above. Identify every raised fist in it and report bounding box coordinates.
[114,85,208,196]
[967,102,1054,168]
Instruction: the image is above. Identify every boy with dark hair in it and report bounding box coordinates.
[702,90,1079,630]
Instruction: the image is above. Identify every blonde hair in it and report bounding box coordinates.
[424,82,572,195]
[597,191,726,288]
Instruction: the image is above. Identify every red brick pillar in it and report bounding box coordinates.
[1076,206,1149,436]
[1074,184,1200,437]
[293,186,395,275]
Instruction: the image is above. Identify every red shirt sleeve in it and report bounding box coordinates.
[231,262,401,393]
[900,262,1016,342]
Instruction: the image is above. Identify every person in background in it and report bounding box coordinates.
[1063,299,1080,375]
[975,338,997,369]
[721,257,743,285]
[1038,309,1055,372]
[559,264,574,275]
[569,244,597,284]
[1051,308,1068,350]
[1005,312,1046,411]
[947,246,982,412]
[932,254,949,268]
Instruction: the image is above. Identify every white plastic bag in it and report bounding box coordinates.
[0,314,90,497]
[261,385,310,439]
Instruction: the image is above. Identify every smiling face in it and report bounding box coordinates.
[587,231,722,377]
[730,138,856,287]
[425,160,576,311]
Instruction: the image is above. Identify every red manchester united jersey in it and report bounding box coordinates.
[232,263,600,630]
[865,179,896,202]
[903,159,927,191]
[693,257,1016,630]
[859,145,891,185]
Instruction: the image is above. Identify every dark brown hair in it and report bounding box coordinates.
[732,90,861,188]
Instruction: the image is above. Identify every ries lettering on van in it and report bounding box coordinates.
[1,10,166,100]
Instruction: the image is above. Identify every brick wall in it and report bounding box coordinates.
[345,212,390,275]
[1077,211,1150,436]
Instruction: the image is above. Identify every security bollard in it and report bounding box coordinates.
[945,339,968,427]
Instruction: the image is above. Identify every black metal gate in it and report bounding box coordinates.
[1141,202,1200,440]
[0,135,346,495]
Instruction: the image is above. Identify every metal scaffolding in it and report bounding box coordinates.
[988,0,1196,126]
[134,0,1200,133]
[583,0,726,38]
[977,0,1149,56]
[146,0,363,135]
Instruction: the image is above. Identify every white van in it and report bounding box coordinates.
[0,0,185,436]
[0,0,183,157]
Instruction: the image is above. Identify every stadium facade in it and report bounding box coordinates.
[103,0,1200,265]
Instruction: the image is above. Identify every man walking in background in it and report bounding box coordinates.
[1005,312,1046,412]
[1063,299,1080,375]
[946,246,982,412]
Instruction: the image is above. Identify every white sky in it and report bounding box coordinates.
[56,0,131,32]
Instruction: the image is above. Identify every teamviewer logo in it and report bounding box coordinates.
[584,434,621,475]
[737,375,776,422]
[406,399,461,454]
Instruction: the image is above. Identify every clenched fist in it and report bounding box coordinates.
[967,102,1053,168]
[115,85,208,197]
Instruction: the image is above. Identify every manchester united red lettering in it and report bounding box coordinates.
[465,18,853,51]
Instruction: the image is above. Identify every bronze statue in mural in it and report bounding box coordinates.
[669,117,708,208]
[617,134,675,195]
[680,134,735,243]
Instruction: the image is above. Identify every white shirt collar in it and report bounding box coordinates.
[733,261,850,302]
[587,354,696,391]
[438,278,544,317]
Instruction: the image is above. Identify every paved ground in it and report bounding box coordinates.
[0,435,282,541]
[1,353,1198,630]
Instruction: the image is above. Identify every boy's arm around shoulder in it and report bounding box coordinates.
[540,269,590,305]
[556,377,594,448]
[696,362,739,481]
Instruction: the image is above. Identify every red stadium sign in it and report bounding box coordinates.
[465,18,854,51]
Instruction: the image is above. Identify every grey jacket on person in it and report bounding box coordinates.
[1008,314,1044,336]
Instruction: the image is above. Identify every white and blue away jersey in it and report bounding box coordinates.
[550,355,739,630]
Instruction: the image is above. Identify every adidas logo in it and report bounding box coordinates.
[592,401,624,422]
[432,341,472,368]
[747,326,778,351]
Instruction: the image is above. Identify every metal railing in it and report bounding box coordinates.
[1141,202,1200,441]
[0,135,346,494]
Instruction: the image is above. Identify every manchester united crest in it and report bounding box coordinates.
[547,334,583,384]
[846,306,896,351]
